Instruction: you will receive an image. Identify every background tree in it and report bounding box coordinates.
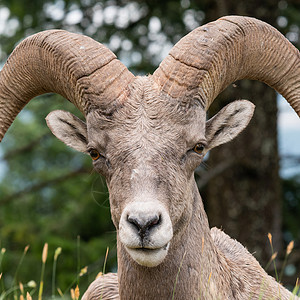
[204,1,282,263]
[201,2,300,287]
[0,0,299,295]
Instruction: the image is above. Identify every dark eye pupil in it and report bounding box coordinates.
[194,144,204,154]
[90,150,100,160]
[91,151,97,157]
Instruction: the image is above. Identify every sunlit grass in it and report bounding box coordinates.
[265,233,299,300]
[267,233,279,282]
[172,250,186,300]
[0,241,114,299]
[38,243,48,300]
[12,245,30,299]
[0,242,85,300]
[0,234,299,300]
[52,247,62,298]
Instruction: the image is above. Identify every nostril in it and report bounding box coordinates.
[147,214,161,228]
[127,214,161,238]
[127,216,140,230]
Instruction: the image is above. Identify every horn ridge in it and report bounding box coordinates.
[153,16,300,116]
[0,29,134,141]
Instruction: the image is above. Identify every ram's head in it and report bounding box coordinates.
[0,16,299,267]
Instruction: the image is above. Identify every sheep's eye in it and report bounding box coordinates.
[193,143,205,154]
[89,149,101,161]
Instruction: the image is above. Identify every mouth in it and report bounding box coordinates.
[125,243,170,267]
[128,243,169,252]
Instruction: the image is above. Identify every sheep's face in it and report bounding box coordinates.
[46,76,254,267]
[87,77,208,267]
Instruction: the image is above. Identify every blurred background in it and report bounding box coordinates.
[0,0,299,297]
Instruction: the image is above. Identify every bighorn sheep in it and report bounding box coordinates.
[0,16,299,299]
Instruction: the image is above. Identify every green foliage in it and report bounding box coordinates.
[0,96,116,294]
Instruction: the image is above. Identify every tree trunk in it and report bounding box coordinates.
[203,1,282,265]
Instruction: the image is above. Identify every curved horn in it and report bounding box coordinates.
[153,16,300,116]
[0,30,134,141]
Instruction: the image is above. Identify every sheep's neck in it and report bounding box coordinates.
[117,185,230,300]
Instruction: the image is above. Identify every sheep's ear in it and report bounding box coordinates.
[205,100,255,151]
[46,110,88,153]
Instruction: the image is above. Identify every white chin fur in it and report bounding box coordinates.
[126,243,170,267]
[119,199,173,267]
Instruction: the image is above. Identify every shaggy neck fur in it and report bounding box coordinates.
[117,181,232,300]
[117,181,295,300]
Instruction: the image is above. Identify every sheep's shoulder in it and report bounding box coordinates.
[211,227,294,300]
[82,272,119,300]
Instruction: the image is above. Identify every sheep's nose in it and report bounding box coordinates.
[127,214,161,240]
[119,200,173,265]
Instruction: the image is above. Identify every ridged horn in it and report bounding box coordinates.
[0,30,134,141]
[153,16,300,116]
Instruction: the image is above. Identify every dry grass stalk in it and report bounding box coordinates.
[75,285,80,299]
[286,241,294,256]
[279,240,295,283]
[57,288,64,297]
[208,272,212,284]
[19,282,24,294]
[271,252,278,261]
[54,247,62,261]
[52,247,62,297]
[24,246,30,254]
[70,288,75,300]
[267,233,272,246]
[267,233,279,281]
[80,266,88,277]
[38,243,48,300]
[42,243,48,264]
[26,292,32,300]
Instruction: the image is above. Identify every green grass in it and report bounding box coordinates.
[0,243,82,300]
[0,234,299,300]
